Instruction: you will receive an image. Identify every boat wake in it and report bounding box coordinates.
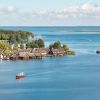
[26,71,54,77]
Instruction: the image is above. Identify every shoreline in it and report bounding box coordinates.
[48,30,100,34]
[48,30,100,33]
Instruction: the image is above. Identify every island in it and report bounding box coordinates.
[0,29,75,60]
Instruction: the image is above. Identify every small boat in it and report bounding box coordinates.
[16,72,25,79]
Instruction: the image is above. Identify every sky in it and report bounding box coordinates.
[0,0,100,26]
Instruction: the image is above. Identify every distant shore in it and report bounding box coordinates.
[49,30,100,33]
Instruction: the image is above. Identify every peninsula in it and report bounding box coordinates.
[0,29,75,60]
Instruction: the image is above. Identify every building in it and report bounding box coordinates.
[32,48,49,56]
[49,48,65,56]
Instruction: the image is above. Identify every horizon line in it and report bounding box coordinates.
[0,26,100,27]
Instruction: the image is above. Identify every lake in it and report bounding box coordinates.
[0,26,100,100]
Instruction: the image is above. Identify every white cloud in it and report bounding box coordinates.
[0,6,18,14]
[30,3,100,20]
[0,3,100,26]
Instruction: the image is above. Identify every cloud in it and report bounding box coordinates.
[30,3,100,20]
[0,6,18,14]
[0,3,100,26]
[0,3,100,19]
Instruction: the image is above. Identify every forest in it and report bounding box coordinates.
[0,30,33,44]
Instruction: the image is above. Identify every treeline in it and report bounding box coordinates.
[26,39,45,48]
[0,30,33,44]
[49,41,69,51]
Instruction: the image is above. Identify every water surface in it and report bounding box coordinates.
[0,26,100,100]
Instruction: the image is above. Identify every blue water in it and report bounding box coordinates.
[0,26,100,100]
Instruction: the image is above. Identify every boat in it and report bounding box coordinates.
[16,72,25,79]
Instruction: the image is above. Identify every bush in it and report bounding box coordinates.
[20,44,24,49]
[63,44,69,51]
[66,50,75,55]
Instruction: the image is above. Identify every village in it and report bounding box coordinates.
[0,46,75,60]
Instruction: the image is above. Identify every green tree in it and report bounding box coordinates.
[63,44,69,52]
[53,41,61,49]
[49,44,53,51]
[16,35,21,43]
[20,44,24,49]
[0,42,11,53]
[13,42,19,50]
[31,40,35,48]
[0,30,33,44]
[10,35,16,44]
[34,43,38,48]
[26,42,31,48]
[38,39,45,48]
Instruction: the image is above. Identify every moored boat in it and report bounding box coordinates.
[16,72,25,79]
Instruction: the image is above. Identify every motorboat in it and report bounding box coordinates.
[16,72,25,79]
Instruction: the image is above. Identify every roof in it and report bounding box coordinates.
[52,48,65,53]
[19,52,29,57]
[32,48,49,53]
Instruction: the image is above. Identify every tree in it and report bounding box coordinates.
[26,42,31,48]
[10,35,16,44]
[13,42,18,50]
[20,44,24,49]
[0,30,33,44]
[34,43,38,48]
[63,44,69,52]
[0,42,11,53]
[53,41,61,49]
[35,40,38,45]
[49,44,53,51]
[38,39,45,48]
[16,35,21,43]
[31,41,35,48]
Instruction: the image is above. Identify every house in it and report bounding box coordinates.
[49,48,65,56]
[19,48,32,53]
[32,48,49,56]
[10,54,19,60]
[34,52,42,59]
[18,52,30,60]
[28,53,35,59]
[18,50,42,60]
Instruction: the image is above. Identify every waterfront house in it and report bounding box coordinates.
[26,48,32,52]
[19,48,32,53]
[18,52,30,60]
[28,53,35,59]
[34,52,42,59]
[10,54,19,60]
[49,48,65,56]
[32,48,49,56]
